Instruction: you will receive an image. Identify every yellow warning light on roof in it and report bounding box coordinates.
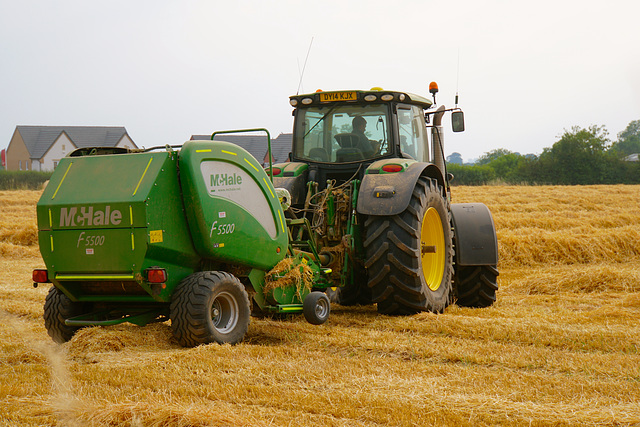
[316,89,323,92]
[370,87,383,91]
[429,81,439,94]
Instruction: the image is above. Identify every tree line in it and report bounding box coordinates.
[446,120,640,185]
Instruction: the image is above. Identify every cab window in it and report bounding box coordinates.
[397,105,428,162]
[294,104,391,163]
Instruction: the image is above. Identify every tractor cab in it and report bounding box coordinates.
[288,90,435,187]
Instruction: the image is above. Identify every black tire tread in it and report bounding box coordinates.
[454,265,499,308]
[170,271,250,347]
[43,286,83,344]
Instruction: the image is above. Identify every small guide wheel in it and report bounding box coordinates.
[303,292,330,325]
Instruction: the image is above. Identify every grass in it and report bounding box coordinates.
[0,170,52,190]
[1,186,640,426]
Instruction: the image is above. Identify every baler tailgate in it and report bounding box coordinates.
[37,150,200,303]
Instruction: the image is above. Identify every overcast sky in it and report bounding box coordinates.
[2,0,639,162]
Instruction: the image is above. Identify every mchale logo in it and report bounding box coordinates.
[59,206,122,227]
[210,173,243,187]
[209,173,243,193]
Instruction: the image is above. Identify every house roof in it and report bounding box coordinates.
[190,133,292,164]
[16,126,133,159]
[270,133,292,164]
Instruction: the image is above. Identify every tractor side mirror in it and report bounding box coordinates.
[452,111,465,133]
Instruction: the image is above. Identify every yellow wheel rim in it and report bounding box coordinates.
[421,207,445,291]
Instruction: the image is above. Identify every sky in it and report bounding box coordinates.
[2,0,639,163]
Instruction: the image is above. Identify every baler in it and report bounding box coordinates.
[34,132,332,346]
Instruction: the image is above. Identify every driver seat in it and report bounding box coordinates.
[334,133,360,148]
[334,133,364,161]
[308,147,329,161]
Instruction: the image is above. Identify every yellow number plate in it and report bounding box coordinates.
[319,91,357,102]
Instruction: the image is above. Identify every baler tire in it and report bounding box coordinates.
[170,271,250,347]
[364,177,453,315]
[303,291,331,325]
[454,265,499,308]
[43,286,84,344]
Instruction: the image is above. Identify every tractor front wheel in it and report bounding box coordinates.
[170,271,251,347]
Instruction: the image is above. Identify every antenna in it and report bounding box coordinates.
[455,48,460,107]
[296,37,314,95]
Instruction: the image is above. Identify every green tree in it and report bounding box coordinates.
[446,122,640,185]
[610,119,640,157]
[476,148,515,165]
[446,152,463,165]
[538,125,610,184]
[447,163,496,185]
[486,152,528,183]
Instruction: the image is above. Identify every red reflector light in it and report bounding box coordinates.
[147,268,167,283]
[32,269,48,283]
[271,167,282,176]
[382,164,403,173]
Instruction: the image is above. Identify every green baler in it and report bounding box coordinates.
[34,134,332,346]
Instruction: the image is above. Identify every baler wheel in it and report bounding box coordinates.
[303,291,331,325]
[170,271,250,346]
[364,177,453,315]
[43,286,84,343]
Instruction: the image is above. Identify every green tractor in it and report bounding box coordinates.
[272,85,498,314]
[32,84,498,347]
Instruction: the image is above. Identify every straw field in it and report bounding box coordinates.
[1,186,639,426]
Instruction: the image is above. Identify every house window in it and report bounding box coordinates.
[62,144,66,152]
[19,160,22,170]
[53,161,59,169]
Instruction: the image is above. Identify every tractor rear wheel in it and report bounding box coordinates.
[43,286,84,343]
[364,177,453,315]
[454,265,499,307]
[170,271,250,346]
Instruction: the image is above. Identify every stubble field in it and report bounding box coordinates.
[1,186,640,426]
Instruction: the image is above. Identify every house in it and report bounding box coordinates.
[190,133,292,166]
[6,126,137,171]
[623,153,639,162]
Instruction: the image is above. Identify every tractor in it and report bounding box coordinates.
[32,83,498,347]
[272,84,498,313]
